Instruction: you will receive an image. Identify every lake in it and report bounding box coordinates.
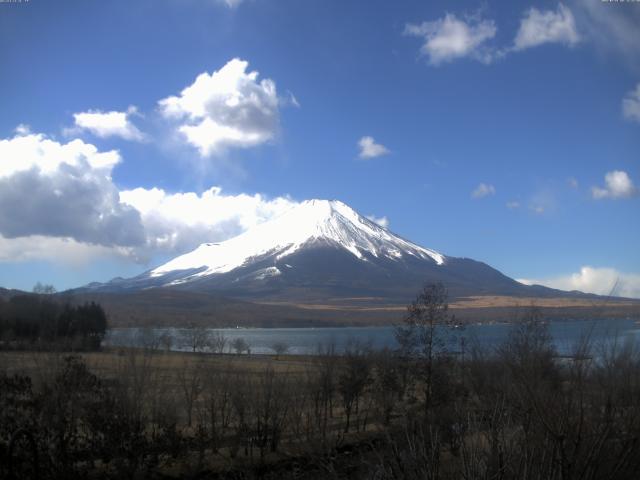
[104,318,640,356]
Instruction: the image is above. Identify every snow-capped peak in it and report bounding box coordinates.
[150,199,445,281]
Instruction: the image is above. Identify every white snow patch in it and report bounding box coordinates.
[254,266,281,280]
[150,199,446,281]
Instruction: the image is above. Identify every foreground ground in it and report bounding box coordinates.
[3,321,640,479]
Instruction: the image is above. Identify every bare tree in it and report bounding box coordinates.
[136,326,159,351]
[373,347,405,425]
[207,331,227,354]
[338,339,372,433]
[253,367,291,457]
[33,282,56,294]
[395,283,455,413]
[202,361,235,452]
[185,324,210,353]
[158,331,173,352]
[271,341,290,359]
[231,337,249,355]
[177,358,204,427]
[308,341,338,442]
[228,370,253,458]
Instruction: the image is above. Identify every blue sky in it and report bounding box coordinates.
[0,0,639,296]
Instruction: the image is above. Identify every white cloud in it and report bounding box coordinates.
[528,189,557,215]
[404,4,584,66]
[0,235,132,266]
[220,0,243,7]
[506,201,520,209]
[472,183,496,199]
[14,124,31,135]
[573,0,640,69]
[358,136,390,159]
[72,106,145,141]
[158,58,281,157]
[591,170,637,199]
[404,13,497,65]
[286,91,301,108]
[119,186,298,255]
[0,130,145,248]
[518,266,640,299]
[366,214,389,229]
[514,3,579,51]
[568,177,579,189]
[622,83,640,123]
[0,128,304,265]
[0,131,120,178]
[531,205,545,215]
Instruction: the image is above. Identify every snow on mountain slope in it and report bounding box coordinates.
[78,198,584,302]
[149,199,445,285]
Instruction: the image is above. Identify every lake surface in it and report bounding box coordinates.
[104,319,640,356]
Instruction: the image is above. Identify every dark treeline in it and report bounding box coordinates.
[2,284,640,479]
[0,294,107,350]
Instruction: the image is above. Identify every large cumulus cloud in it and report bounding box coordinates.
[0,128,298,264]
[0,131,145,248]
[119,186,297,255]
[158,58,281,157]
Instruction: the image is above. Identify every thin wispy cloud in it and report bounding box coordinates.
[471,183,496,199]
[531,206,545,215]
[622,83,640,123]
[366,214,389,228]
[284,91,301,108]
[358,136,390,159]
[528,189,557,215]
[513,3,579,51]
[573,0,640,71]
[220,0,243,8]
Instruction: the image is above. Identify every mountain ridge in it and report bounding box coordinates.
[78,199,597,303]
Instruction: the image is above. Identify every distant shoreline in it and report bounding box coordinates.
[103,318,640,356]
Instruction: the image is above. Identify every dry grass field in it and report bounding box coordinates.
[64,285,640,329]
[4,323,640,480]
[0,348,315,379]
[1,345,409,478]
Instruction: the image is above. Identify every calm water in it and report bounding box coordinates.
[104,319,640,356]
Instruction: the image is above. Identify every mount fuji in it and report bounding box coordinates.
[81,199,568,302]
